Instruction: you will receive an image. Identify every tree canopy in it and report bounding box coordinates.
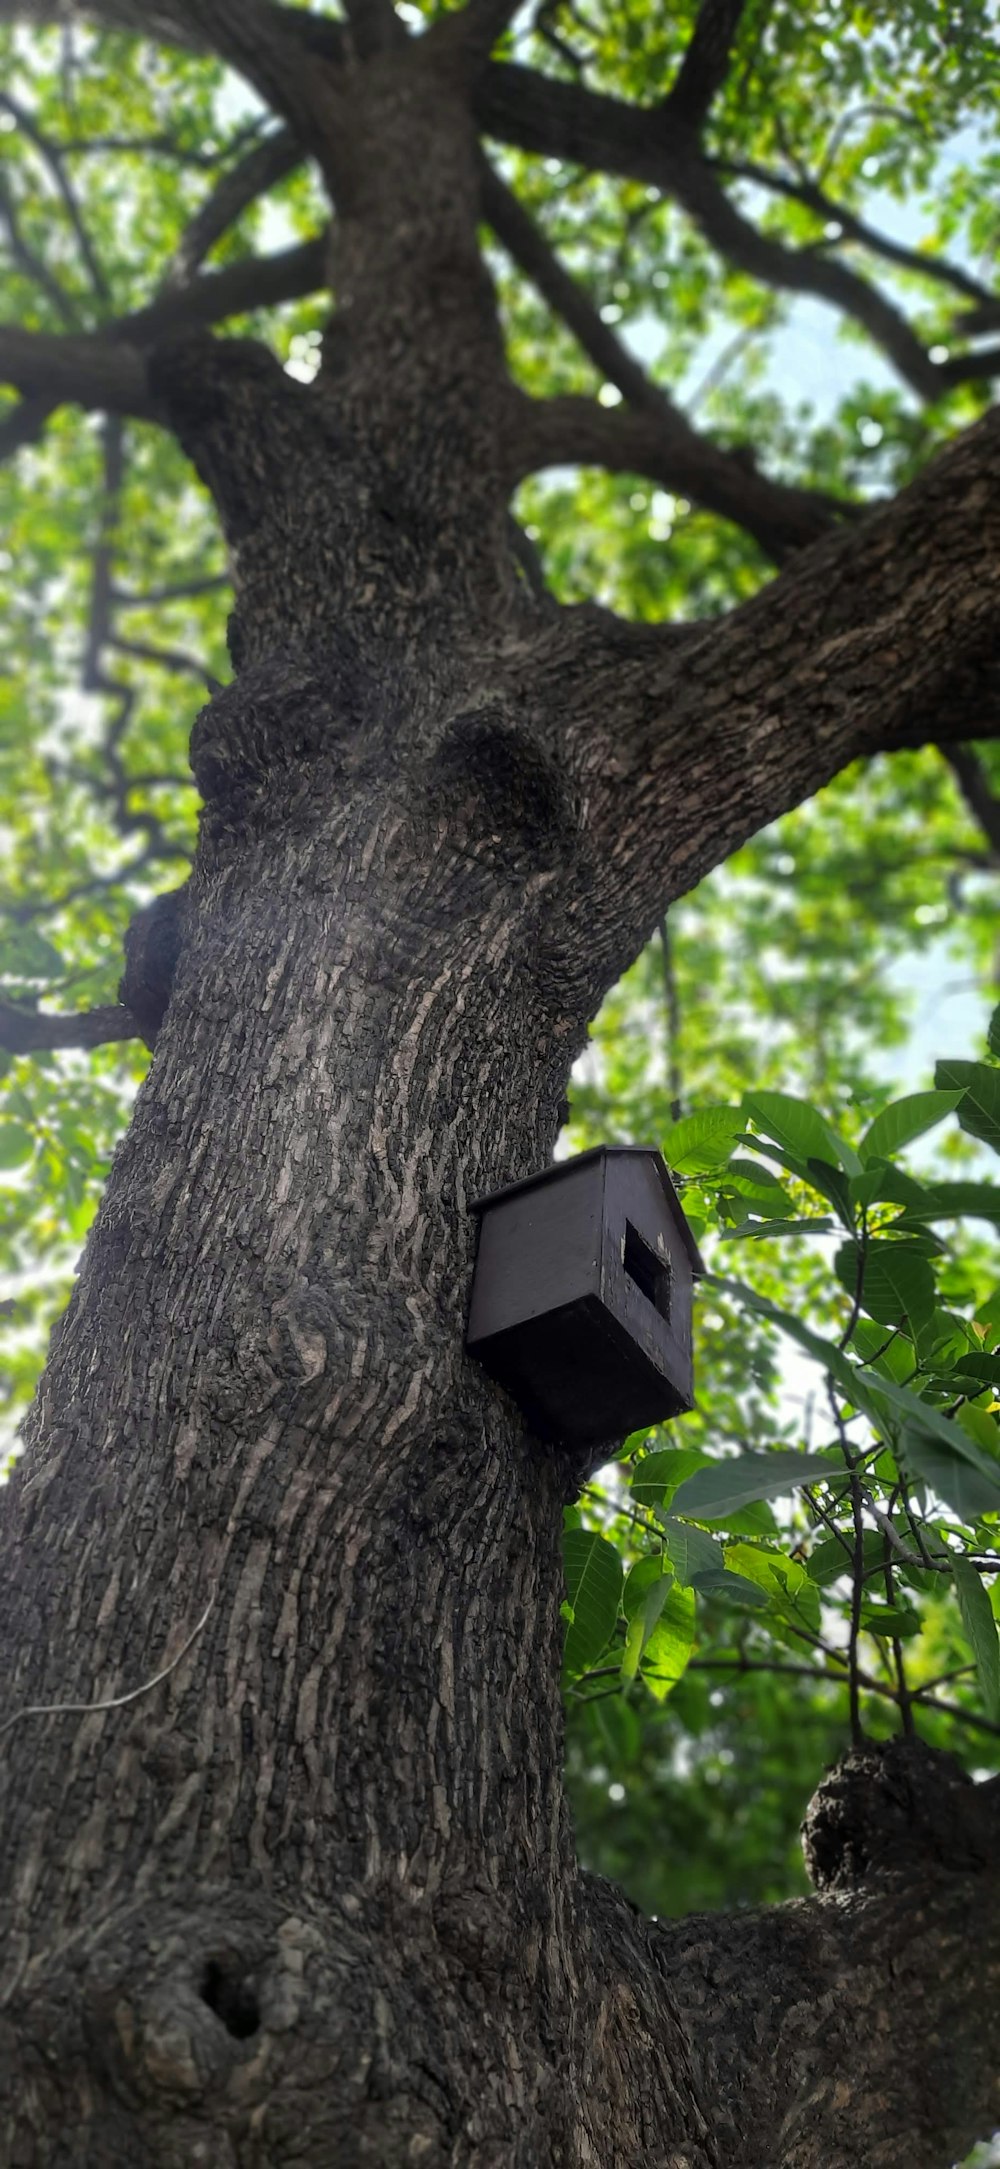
[4,0,1000,2088]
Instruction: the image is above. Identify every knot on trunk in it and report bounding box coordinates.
[191,649,369,831]
[802,1737,997,1890]
[429,707,575,869]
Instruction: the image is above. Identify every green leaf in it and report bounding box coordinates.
[0,1122,34,1170]
[956,1404,1000,1459]
[914,1310,979,1369]
[834,1238,936,1337]
[897,1429,1000,1524]
[806,1534,855,1586]
[742,1090,860,1174]
[954,1557,1000,1717]
[689,1566,771,1609]
[621,1564,672,1683]
[562,1531,623,1679]
[848,1162,936,1213]
[630,1446,708,1508]
[865,1370,1000,1463]
[662,1106,742,1172]
[622,1552,666,1623]
[899,1181,1000,1229]
[849,1318,913,1382]
[948,1352,1000,1388]
[671,1450,842,1520]
[656,1515,723,1586]
[0,927,64,980]
[721,1215,835,1241]
[857,1601,922,1638]
[723,1542,821,1635]
[725,1157,791,1198]
[934,1060,1000,1155]
[639,1580,696,1701]
[859,1090,963,1164]
[709,1274,861,1401]
[987,1002,1000,1061]
[696,1499,779,1538]
[809,1527,900,1586]
[720,1279,998,1525]
[976,1284,1000,1344]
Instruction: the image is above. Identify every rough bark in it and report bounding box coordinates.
[2,17,1000,2169]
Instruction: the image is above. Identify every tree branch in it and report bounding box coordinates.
[0,326,154,418]
[0,171,80,329]
[0,0,344,144]
[476,66,948,400]
[341,0,403,56]
[0,394,56,460]
[429,0,521,66]
[0,997,139,1054]
[0,89,111,304]
[109,635,222,692]
[548,406,1000,989]
[0,235,328,433]
[939,743,1000,859]
[710,151,994,310]
[482,159,684,414]
[640,1742,1000,2168]
[505,389,847,559]
[485,163,848,560]
[938,342,1000,388]
[122,232,328,342]
[662,0,748,127]
[162,125,300,286]
[651,155,943,402]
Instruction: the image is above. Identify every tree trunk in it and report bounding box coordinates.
[3,30,1000,2169]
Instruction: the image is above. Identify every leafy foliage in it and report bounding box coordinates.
[566,1002,1000,1912]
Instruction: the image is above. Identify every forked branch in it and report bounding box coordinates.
[554,407,1000,982]
[486,162,845,560]
[0,236,327,437]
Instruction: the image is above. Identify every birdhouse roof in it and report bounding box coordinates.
[471,1145,704,1274]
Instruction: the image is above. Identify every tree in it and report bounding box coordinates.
[2,1,1000,2161]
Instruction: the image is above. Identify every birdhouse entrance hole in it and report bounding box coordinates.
[623,1222,671,1321]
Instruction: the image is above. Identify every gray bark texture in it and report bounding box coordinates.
[3,11,1000,2166]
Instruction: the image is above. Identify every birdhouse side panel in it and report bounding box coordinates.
[466,1160,605,1346]
[600,1157,695,1408]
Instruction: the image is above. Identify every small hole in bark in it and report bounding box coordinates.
[200,1959,260,2040]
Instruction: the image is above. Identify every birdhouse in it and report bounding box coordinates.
[466,1146,702,1451]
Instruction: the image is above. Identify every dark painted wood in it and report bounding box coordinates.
[466,1147,700,1453]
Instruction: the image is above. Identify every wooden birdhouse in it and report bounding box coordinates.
[466,1146,702,1450]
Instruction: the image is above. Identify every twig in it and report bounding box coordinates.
[802,1483,854,1561]
[827,1376,866,1745]
[915,1695,1000,1741]
[0,89,110,304]
[113,574,229,605]
[0,171,79,329]
[859,1486,924,1570]
[0,1594,215,1741]
[109,635,222,692]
